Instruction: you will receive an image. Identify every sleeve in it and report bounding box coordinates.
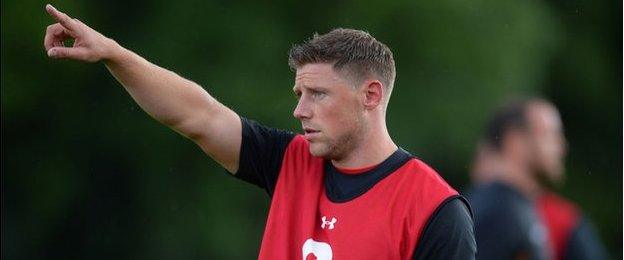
[412,196,477,260]
[563,217,609,260]
[232,117,296,196]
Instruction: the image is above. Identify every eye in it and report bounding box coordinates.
[311,90,326,99]
[294,90,302,100]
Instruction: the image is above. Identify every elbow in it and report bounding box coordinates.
[172,98,222,142]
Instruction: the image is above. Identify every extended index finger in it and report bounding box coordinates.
[45,4,79,32]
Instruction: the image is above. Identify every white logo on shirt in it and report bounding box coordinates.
[321,216,337,230]
[302,238,332,260]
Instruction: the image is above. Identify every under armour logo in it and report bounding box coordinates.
[321,216,337,230]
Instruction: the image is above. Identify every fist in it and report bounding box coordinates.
[44,4,116,62]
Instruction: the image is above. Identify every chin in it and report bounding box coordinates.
[309,142,339,159]
[549,170,565,184]
[308,143,328,157]
[537,169,565,189]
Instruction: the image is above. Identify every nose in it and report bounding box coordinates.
[293,98,312,120]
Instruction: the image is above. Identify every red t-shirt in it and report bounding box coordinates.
[234,118,475,259]
[260,136,458,259]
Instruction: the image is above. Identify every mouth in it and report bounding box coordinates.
[303,128,321,139]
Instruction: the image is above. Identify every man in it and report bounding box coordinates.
[467,98,608,260]
[44,4,476,259]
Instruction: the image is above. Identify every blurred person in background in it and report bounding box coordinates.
[467,98,608,260]
[43,4,477,259]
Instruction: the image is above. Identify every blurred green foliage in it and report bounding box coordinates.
[2,0,621,259]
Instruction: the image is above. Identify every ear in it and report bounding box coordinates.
[362,80,384,110]
[503,130,530,162]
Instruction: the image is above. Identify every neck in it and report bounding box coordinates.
[331,121,397,169]
[498,159,543,200]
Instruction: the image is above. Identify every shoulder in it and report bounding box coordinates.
[536,192,580,224]
[427,196,474,227]
[467,182,527,212]
[564,216,610,260]
[400,158,458,197]
[395,158,461,222]
[467,182,534,232]
[402,158,457,189]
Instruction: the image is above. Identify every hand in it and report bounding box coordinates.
[44,4,117,62]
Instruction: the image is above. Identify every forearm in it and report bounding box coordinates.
[103,42,220,135]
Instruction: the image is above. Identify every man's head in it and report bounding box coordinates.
[483,98,568,186]
[288,28,396,159]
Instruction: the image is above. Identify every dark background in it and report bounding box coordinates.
[2,0,621,259]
